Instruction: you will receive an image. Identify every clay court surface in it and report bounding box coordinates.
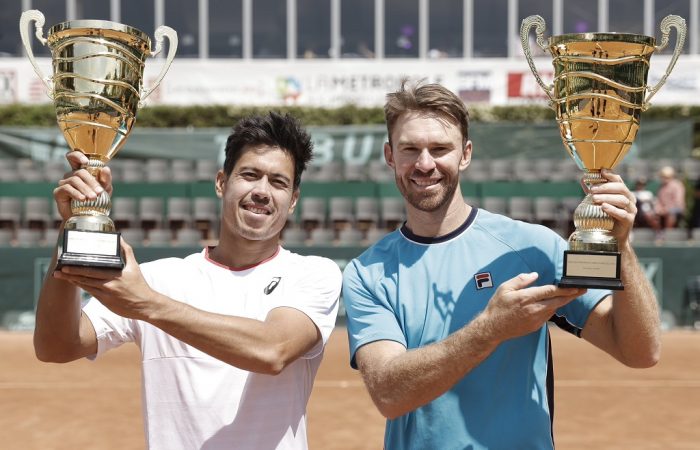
[1,327,699,449]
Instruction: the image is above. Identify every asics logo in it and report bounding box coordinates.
[264,277,281,294]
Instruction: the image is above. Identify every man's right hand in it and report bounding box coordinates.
[482,272,586,342]
[53,151,113,222]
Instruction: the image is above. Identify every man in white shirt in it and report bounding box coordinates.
[34,112,341,450]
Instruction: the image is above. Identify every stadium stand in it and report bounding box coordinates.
[380,197,405,230]
[344,162,368,181]
[329,197,355,235]
[300,197,326,233]
[508,197,533,222]
[193,197,219,239]
[692,228,700,242]
[663,228,690,243]
[24,197,51,230]
[282,227,306,246]
[138,197,165,233]
[309,227,334,246]
[463,159,488,182]
[366,227,389,244]
[145,159,171,183]
[488,159,512,181]
[117,159,146,183]
[533,197,559,226]
[355,196,380,234]
[15,228,42,247]
[481,197,507,215]
[171,159,196,182]
[532,158,555,182]
[632,228,657,244]
[513,159,537,182]
[195,160,219,182]
[0,157,697,250]
[367,160,394,182]
[174,228,203,247]
[120,228,147,246]
[112,197,138,229]
[166,197,193,231]
[0,197,22,230]
[146,228,172,246]
[337,228,363,246]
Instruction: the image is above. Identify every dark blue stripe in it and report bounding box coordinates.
[401,206,478,244]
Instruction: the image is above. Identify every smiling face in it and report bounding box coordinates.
[385,111,471,214]
[216,145,298,243]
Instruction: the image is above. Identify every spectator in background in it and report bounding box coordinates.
[632,177,660,230]
[654,166,686,230]
[689,178,700,231]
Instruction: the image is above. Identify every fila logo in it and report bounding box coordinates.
[475,272,493,290]
[264,277,281,295]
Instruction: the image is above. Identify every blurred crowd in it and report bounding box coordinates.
[633,165,700,241]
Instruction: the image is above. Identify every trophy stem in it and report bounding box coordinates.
[569,170,618,253]
[65,159,115,233]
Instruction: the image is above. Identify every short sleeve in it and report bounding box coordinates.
[271,256,341,359]
[82,297,138,359]
[342,259,407,369]
[550,234,612,336]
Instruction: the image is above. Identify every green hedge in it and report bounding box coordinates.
[0,104,389,128]
[3,103,700,146]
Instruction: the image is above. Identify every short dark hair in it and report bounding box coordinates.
[385,79,470,146]
[223,112,313,189]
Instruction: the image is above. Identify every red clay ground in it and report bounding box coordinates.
[1,328,699,449]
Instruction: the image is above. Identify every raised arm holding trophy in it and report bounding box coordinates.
[521,14,686,289]
[20,9,177,268]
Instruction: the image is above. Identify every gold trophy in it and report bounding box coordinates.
[20,10,177,269]
[521,15,685,290]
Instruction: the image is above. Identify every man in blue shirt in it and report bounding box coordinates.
[342,81,660,449]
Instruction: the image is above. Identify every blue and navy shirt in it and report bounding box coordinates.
[343,207,609,450]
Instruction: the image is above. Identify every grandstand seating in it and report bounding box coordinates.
[1,157,698,249]
[24,197,51,230]
[147,228,173,246]
[15,228,42,247]
[175,228,204,247]
[0,197,22,230]
[112,197,138,229]
[138,197,165,232]
[166,197,193,231]
[282,227,306,246]
[192,197,219,240]
[508,197,533,222]
[355,196,380,234]
[632,228,657,244]
[482,197,507,215]
[120,227,147,245]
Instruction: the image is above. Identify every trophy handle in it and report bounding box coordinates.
[19,9,53,99]
[140,25,178,107]
[520,15,555,104]
[644,15,687,109]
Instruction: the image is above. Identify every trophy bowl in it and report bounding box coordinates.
[521,15,686,289]
[20,9,177,268]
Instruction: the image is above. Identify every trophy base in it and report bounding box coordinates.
[559,250,624,291]
[56,229,124,270]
